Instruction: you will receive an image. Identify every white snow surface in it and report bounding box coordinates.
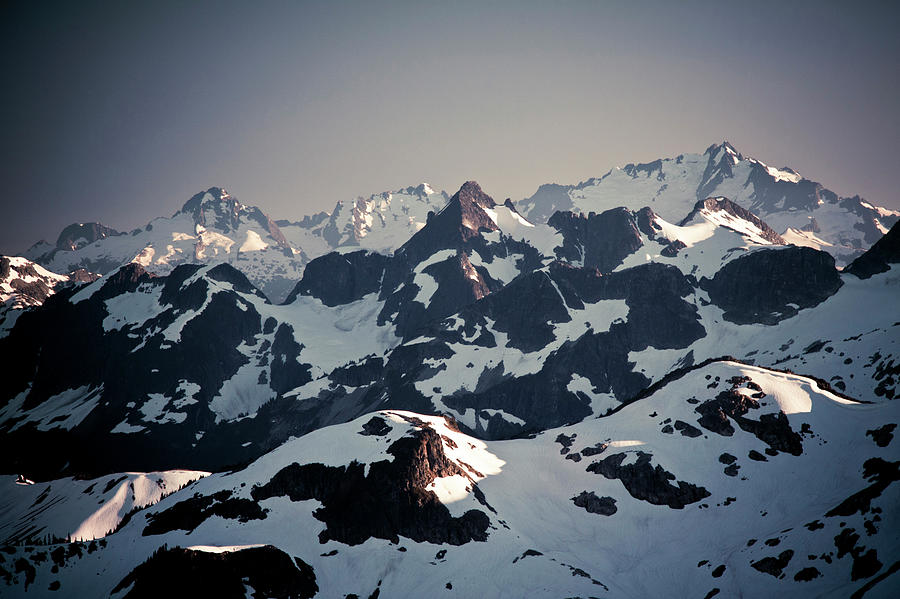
[519,143,898,266]
[0,470,207,544]
[10,366,898,598]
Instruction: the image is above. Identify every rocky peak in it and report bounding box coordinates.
[179,187,290,252]
[454,180,496,212]
[680,197,786,245]
[704,140,742,161]
[55,222,122,252]
[549,208,644,272]
[179,186,231,216]
[395,181,500,268]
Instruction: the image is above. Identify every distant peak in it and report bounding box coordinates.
[179,186,233,215]
[55,222,122,252]
[704,140,741,159]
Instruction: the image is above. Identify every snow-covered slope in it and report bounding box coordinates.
[278,183,449,255]
[25,188,303,303]
[0,256,97,333]
[0,470,207,544]
[519,142,899,265]
[24,185,455,304]
[2,363,897,597]
[0,257,70,309]
[2,183,897,480]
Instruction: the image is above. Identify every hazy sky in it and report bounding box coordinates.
[2,0,898,254]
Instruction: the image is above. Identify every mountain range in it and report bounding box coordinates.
[1,142,898,598]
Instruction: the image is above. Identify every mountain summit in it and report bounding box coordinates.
[518,141,898,264]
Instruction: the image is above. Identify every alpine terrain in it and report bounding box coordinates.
[1,142,898,598]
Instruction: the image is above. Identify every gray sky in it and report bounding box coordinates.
[2,0,898,254]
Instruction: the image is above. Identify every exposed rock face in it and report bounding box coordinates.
[143,490,267,536]
[55,222,122,252]
[435,260,704,438]
[844,221,900,279]
[0,262,280,478]
[751,549,795,578]
[702,247,842,324]
[396,181,498,269]
[694,376,803,456]
[679,197,786,245]
[251,427,490,546]
[549,260,705,351]
[571,491,617,516]
[549,208,644,272]
[0,256,99,315]
[826,458,899,518]
[586,451,710,509]
[112,545,318,599]
[287,250,390,306]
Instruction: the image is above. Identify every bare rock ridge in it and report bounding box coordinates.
[844,220,900,279]
[680,197,787,245]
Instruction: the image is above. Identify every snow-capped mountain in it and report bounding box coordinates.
[518,142,899,265]
[0,256,98,333]
[22,185,450,305]
[24,188,304,303]
[2,181,896,477]
[3,363,897,597]
[277,183,449,256]
[2,169,898,597]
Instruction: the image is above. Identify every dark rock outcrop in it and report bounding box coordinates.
[751,549,794,578]
[287,250,390,306]
[143,490,267,536]
[571,491,617,516]
[695,382,803,456]
[586,451,710,509]
[112,545,317,599]
[702,247,842,324]
[844,221,900,279]
[251,427,490,546]
[549,208,644,272]
[55,222,122,252]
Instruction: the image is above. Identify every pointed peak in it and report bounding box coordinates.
[451,181,496,210]
[704,140,742,160]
